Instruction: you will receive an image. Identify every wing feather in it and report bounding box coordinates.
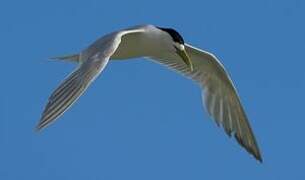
[150,43,262,162]
[36,57,109,130]
[36,29,144,130]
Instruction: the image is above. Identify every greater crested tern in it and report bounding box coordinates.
[37,24,262,162]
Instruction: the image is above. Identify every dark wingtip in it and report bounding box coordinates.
[35,123,43,132]
[35,117,48,132]
[234,134,263,163]
[257,155,263,163]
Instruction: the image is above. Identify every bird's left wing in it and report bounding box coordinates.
[150,43,262,162]
[36,55,109,130]
[37,29,144,130]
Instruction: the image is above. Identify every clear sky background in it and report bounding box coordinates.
[1,0,304,179]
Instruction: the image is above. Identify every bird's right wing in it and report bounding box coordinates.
[150,43,262,162]
[37,29,144,130]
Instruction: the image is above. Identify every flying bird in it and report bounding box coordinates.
[37,24,262,162]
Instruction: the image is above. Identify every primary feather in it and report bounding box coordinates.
[150,43,262,162]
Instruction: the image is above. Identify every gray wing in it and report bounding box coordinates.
[36,57,109,130]
[150,43,262,162]
[36,30,134,130]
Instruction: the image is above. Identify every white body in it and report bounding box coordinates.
[83,25,175,61]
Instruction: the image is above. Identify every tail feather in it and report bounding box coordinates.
[50,54,80,62]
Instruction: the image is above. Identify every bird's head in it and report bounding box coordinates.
[157,26,193,71]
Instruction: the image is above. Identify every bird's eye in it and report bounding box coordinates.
[174,42,185,51]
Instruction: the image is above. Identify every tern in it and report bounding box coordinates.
[37,24,262,162]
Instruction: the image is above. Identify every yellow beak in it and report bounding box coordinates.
[176,48,193,71]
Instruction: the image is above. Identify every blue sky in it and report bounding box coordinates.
[1,0,305,179]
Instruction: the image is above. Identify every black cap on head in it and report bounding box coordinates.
[157,26,184,44]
